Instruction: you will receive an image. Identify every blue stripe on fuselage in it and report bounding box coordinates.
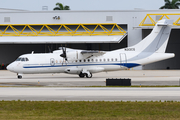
[23,63,140,69]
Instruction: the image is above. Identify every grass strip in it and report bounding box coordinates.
[0,101,180,120]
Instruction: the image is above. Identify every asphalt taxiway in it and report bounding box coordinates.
[0,70,180,101]
[0,70,180,86]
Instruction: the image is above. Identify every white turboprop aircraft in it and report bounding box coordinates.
[7,19,175,79]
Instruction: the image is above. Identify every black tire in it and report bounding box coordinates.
[79,73,85,78]
[86,73,92,78]
[18,75,22,79]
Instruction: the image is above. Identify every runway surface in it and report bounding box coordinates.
[0,87,180,101]
[0,70,180,86]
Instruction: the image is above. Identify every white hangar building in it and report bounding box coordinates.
[0,8,180,69]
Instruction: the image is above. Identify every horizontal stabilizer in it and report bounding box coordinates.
[157,19,173,26]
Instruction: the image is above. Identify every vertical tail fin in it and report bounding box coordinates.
[133,19,173,53]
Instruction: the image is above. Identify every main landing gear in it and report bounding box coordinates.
[79,72,92,78]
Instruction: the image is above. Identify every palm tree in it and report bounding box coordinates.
[53,3,70,10]
[160,0,180,9]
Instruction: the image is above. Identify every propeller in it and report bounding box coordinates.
[60,47,67,60]
[60,45,68,65]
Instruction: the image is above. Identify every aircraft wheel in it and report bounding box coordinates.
[79,73,85,78]
[86,73,92,78]
[18,75,22,79]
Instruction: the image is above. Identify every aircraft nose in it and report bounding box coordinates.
[7,64,13,71]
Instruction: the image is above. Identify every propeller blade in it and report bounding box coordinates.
[60,45,68,64]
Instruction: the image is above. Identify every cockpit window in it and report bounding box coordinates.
[15,57,29,62]
[21,58,25,61]
[16,57,21,61]
[25,58,29,61]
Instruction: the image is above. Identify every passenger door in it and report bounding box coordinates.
[119,53,127,68]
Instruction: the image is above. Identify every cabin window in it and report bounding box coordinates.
[79,60,81,62]
[111,58,113,61]
[88,59,90,62]
[104,59,106,62]
[84,59,86,62]
[75,60,77,62]
[96,59,98,62]
[107,58,109,62]
[91,59,94,62]
[115,58,117,61]
[100,59,102,62]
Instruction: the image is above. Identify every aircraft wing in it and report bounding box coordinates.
[81,50,106,58]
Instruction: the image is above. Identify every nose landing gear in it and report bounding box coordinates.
[17,74,22,79]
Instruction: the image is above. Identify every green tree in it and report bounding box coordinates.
[53,3,70,10]
[160,0,180,9]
